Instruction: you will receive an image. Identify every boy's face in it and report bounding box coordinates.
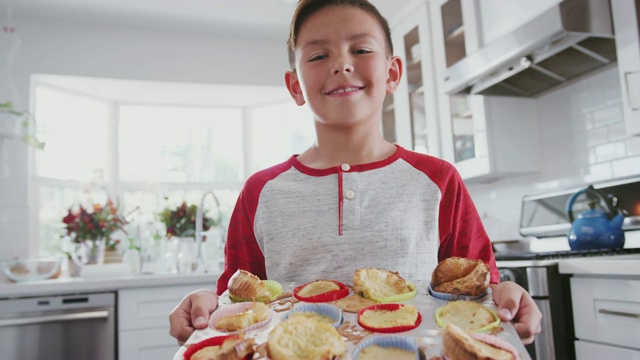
[285,5,401,128]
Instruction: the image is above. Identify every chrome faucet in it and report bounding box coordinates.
[195,191,223,273]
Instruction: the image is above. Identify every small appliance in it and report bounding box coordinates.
[566,185,625,250]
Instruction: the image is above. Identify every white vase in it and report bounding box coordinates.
[81,239,106,265]
[175,237,196,273]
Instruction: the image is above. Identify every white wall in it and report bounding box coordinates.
[0,14,288,259]
[469,65,640,242]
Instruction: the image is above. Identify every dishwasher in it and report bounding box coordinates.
[0,292,115,360]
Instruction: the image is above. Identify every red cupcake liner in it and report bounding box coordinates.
[357,303,422,333]
[293,280,350,303]
[183,335,252,360]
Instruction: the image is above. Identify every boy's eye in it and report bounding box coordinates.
[353,49,371,55]
[309,54,328,61]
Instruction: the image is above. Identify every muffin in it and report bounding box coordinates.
[435,301,499,333]
[359,304,419,329]
[358,344,416,360]
[297,280,341,297]
[227,269,271,300]
[213,302,270,332]
[267,316,346,360]
[188,336,255,360]
[431,257,490,297]
[353,268,413,302]
[442,324,519,360]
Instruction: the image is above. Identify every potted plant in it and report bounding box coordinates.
[62,199,128,265]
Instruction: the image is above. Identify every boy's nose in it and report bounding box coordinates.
[333,62,353,74]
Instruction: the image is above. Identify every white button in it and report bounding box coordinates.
[345,190,355,200]
[340,163,350,171]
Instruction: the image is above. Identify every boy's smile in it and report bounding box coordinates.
[285,5,401,130]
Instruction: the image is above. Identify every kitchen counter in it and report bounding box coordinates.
[0,270,219,298]
[558,253,640,277]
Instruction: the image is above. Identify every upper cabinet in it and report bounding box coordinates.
[430,0,539,182]
[611,0,640,137]
[388,2,440,157]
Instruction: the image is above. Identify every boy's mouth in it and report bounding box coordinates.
[325,86,363,95]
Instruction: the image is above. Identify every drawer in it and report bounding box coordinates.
[571,277,640,350]
[118,283,213,331]
[575,340,640,360]
[119,327,178,360]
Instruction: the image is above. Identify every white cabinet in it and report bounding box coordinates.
[118,283,213,360]
[387,2,440,157]
[429,0,538,182]
[611,0,640,136]
[570,277,640,358]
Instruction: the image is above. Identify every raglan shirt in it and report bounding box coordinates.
[216,145,499,295]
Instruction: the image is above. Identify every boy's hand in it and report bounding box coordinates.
[169,289,218,345]
[489,281,542,344]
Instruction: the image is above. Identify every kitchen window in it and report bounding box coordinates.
[31,76,314,256]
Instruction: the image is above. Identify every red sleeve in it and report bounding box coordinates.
[215,161,293,295]
[434,163,499,283]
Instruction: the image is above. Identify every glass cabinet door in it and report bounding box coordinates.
[389,3,440,157]
[440,0,466,68]
[449,94,475,163]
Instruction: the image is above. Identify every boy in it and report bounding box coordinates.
[170,0,541,346]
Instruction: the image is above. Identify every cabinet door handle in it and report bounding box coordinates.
[598,309,640,319]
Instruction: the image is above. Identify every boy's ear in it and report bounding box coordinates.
[386,56,403,94]
[285,70,306,106]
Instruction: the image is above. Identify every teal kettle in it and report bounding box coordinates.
[566,185,625,250]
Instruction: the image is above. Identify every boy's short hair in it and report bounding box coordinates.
[287,0,394,70]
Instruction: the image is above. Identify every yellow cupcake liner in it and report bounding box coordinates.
[365,282,418,303]
[435,303,500,333]
[229,280,283,303]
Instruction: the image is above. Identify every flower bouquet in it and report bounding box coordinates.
[62,199,128,264]
[158,201,217,238]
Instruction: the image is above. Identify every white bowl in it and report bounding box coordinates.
[2,257,63,282]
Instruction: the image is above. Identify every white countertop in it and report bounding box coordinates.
[558,254,640,277]
[0,270,219,298]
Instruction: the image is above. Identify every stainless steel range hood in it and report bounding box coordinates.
[443,0,617,97]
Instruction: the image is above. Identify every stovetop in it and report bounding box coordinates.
[494,247,640,261]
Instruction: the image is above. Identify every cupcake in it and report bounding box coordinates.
[435,301,500,333]
[442,323,520,360]
[353,268,415,303]
[267,316,346,360]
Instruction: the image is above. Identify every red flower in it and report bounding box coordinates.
[62,198,128,244]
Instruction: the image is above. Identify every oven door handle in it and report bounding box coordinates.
[598,309,640,319]
[0,310,110,327]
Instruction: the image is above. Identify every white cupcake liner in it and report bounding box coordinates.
[281,303,344,328]
[208,301,272,333]
[352,335,420,360]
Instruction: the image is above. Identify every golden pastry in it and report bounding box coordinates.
[297,280,340,297]
[214,302,270,332]
[432,257,490,296]
[436,301,498,333]
[267,316,346,360]
[353,268,412,302]
[359,304,418,328]
[442,324,517,360]
[227,269,271,300]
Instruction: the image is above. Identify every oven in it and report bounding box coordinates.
[498,176,640,359]
[497,247,640,360]
[0,292,116,360]
[497,258,573,360]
